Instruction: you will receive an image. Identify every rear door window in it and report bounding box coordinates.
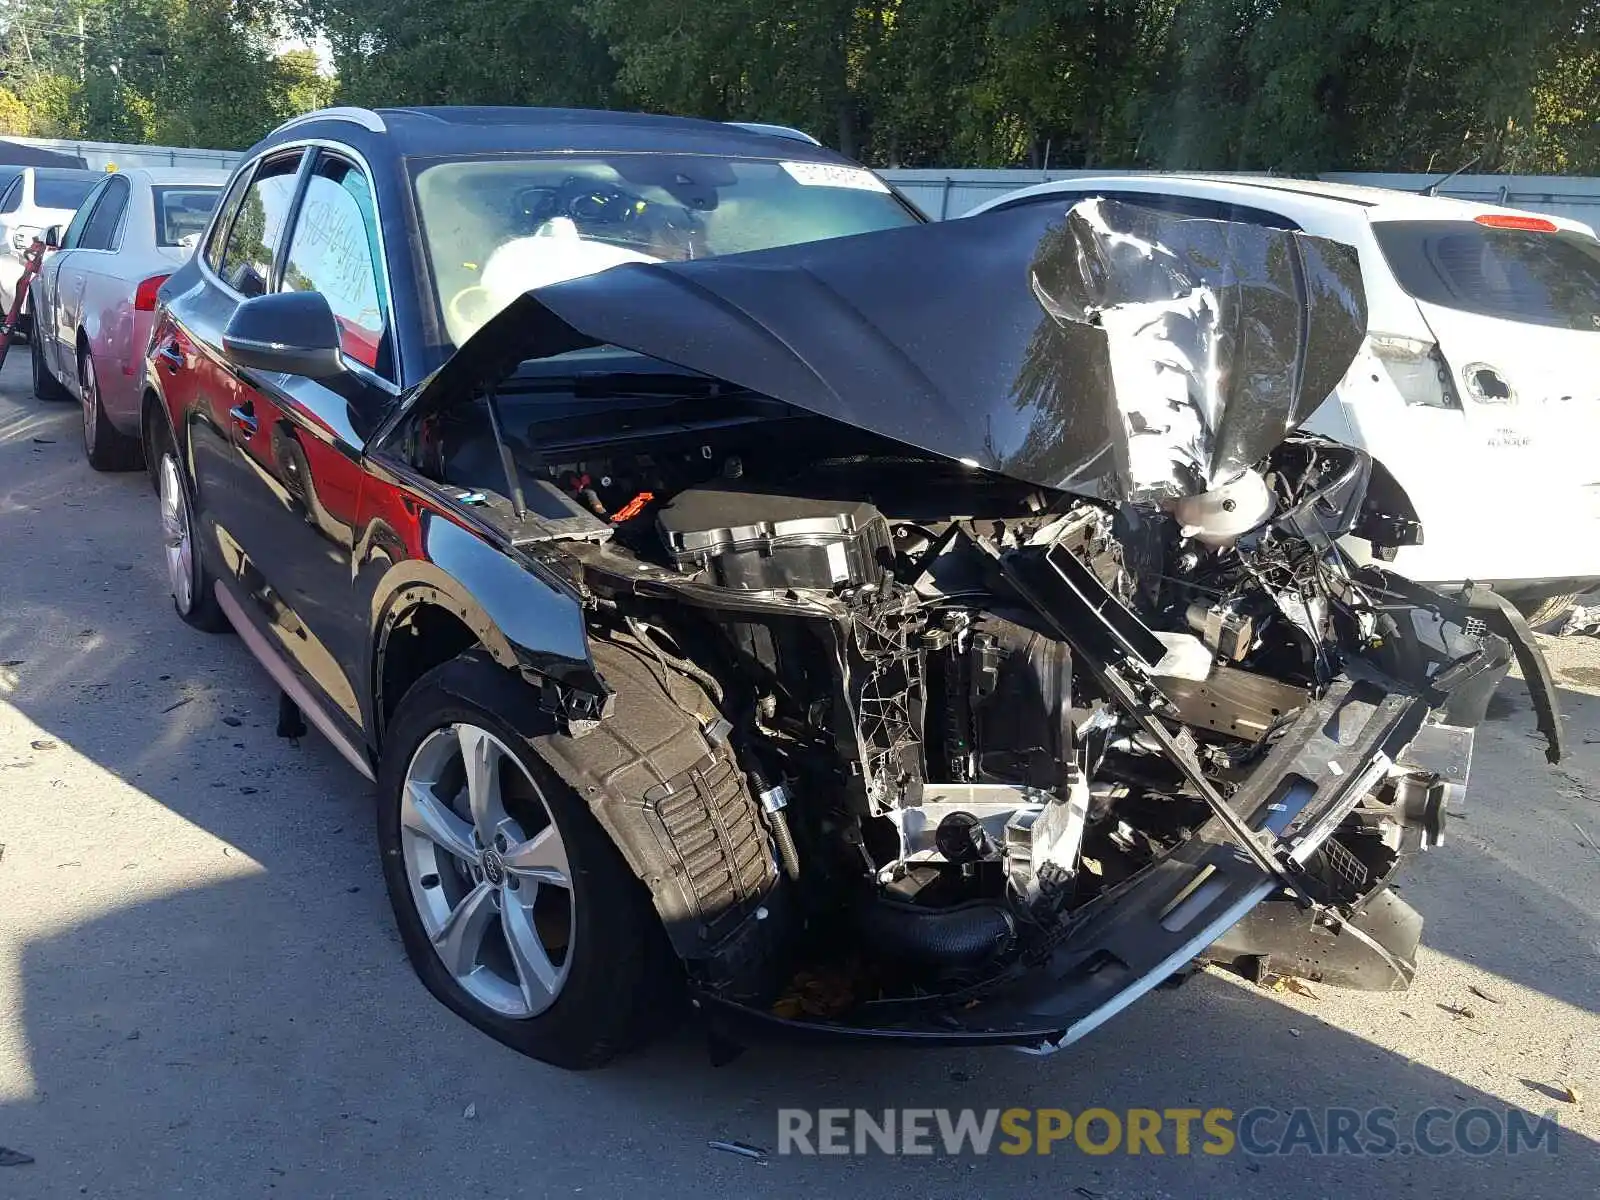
[217,152,303,297]
[0,177,20,215]
[59,179,109,250]
[1373,219,1600,330]
[78,176,130,251]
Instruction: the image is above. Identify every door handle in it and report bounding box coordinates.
[156,342,183,373]
[229,402,258,438]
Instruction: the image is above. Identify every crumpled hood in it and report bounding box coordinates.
[418,198,1367,501]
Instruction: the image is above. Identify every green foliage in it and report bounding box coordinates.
[14,72,83,138]
[3,0,1600,172]
[0,86,27,134]
[0,0,336,148]
[299,0,614,110]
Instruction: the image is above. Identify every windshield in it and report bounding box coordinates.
[410,153,919,345]
[1373,219,1600,331]
[34,172,98,211]
[153,185,222,247]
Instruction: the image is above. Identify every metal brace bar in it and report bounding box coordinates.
[1099,663,1300,893]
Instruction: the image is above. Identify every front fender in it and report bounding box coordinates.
[359,505,604,733]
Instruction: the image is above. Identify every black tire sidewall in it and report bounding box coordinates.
[79,348,140,471]
[30,332,64,402]
[376,654,677,1068]
[154,423,230,632]
[81,349,100,460]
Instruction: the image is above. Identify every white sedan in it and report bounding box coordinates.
[966,174,1600,625]
[29,167,228,470]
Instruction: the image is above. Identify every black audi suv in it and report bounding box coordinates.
[140,105,1560,1068]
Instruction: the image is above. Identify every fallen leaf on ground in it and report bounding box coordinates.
[462,1103,476,1120]
[29,739,57,751]
[1467,984,1502,1004]
[1565,1083,1584,1106]
[0,1146,34,1166]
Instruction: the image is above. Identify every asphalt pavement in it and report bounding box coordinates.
[1,354,1597,1199]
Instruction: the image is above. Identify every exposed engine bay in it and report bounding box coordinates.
[387,196,1561,1049]
[404,394,1530,1042]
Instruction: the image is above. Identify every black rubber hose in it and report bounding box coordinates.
[853,897,1017,971]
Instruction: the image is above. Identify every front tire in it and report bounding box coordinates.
[81,348,143,471]
[154,425,230,633]
[30,329,69,402]
[377,650,676,1069]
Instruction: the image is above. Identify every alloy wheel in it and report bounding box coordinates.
[158,454,194,614]
[80,353,98,450]
[400,723,575,1018]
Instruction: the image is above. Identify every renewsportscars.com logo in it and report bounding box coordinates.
[776,1106,1561,1157]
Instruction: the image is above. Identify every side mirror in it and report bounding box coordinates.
[221,291,345,380]
[44,226,60,249]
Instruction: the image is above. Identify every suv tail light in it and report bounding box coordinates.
[1369,334,1461,409]
[134,273,170,312]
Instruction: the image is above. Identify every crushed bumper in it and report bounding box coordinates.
[699,671,1448,1050]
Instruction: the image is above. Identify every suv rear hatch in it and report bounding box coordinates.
[1367,214,1600,584]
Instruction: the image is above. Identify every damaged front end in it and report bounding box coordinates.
[396,198,1560,1051]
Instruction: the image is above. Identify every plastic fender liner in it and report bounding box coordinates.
[1201,886,1424,991]
[431,641,779,978]
[1460,584,1565,764]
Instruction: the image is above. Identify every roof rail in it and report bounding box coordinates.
[271,107,388,136]
[725,121,822,146]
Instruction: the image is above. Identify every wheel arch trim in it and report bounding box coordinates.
[361,514,604,746]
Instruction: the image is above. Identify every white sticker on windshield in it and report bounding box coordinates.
[780,161,891,193]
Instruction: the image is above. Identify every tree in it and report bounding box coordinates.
[0,86,31,135]
[0,0,337,148]
[5,0,1600,174]
[299,0,613,110]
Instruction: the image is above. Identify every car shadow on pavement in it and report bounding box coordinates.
[1404,671,1600,1018]
[4,604,1598,1198]
[1,382,1596,1197]
[5,873,1597,1198]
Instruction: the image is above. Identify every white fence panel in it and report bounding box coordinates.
[7,135,242,173]
[14,135,1600,229]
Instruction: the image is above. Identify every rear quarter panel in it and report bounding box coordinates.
[83,249,183,433]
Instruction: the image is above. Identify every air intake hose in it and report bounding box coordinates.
[853,896,1017,972]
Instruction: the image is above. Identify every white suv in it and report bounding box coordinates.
[967,174,1600,624]
[0,166,102,320]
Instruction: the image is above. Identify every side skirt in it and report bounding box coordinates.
[213,580,375,781]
